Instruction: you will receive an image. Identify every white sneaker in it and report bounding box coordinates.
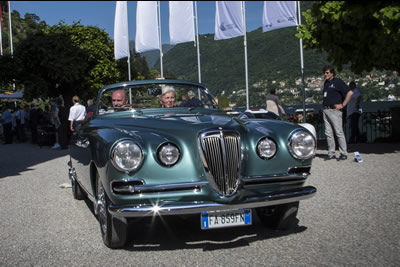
[52,143,60,149]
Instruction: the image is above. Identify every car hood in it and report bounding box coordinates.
[87,111,304,152]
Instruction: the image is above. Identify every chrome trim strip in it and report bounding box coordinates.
[127,181,208,194]
[242,173,308,185]
[108,186,316,217]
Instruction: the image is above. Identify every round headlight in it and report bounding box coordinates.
[158,143,180,166]
[111,140,143,172]
[257,137,277,159]
[289,130,316,159]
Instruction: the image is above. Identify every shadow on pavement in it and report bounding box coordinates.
[122,214,307,251]
[0,143,69,179]
[316,141,400,156]
[80,189,307,251]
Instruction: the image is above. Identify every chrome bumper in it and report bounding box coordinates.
[108,186,316,217]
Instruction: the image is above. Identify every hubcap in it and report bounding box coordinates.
[97,182,107,234]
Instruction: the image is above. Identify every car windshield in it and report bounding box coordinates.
[97,82,218,115]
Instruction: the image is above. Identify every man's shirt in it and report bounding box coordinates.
[323,77,350,106]
[68,103,86,122]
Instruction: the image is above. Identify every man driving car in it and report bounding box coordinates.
[112,89,128,108]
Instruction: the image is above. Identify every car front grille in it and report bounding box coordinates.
[199,130,241,196]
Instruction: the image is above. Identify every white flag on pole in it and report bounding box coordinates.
[169,1,195,45]
[114,1,130,60]
[214,1,244,40]
[262,1,298,32]
[135,1,160,53]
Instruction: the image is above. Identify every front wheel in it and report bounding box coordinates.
[96,173,127,248]
[256,201,299,230]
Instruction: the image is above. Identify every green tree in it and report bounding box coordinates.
[148,69,161,79]
[297,1,400,74]
[42,22,120,100]
[13,28,90,100]
[2,21,121,102]
[0,10,43,90]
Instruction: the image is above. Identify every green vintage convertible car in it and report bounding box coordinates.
[68,79,316,248]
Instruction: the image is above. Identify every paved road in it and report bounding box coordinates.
[0,142,399,266]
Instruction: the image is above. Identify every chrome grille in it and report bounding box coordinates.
[199,130,241,196]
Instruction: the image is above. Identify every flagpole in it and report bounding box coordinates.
[128,55,132,103]
[8,1,12,57]
[157,1,164,79]
[297,1,306,122]
[127,56,131,81]
[194,1,201,83]
[126,1,131,82]
[0,2,3,56]
[242,1,249,110]
[8,1,15,90]
[0,13,3,56]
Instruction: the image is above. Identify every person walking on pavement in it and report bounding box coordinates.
[322,65,353,161]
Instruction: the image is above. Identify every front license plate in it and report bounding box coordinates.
[201,209,252,229]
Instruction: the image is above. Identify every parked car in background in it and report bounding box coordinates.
[68,80,317,248]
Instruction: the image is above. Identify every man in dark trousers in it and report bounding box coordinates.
[322,65,353,161]
[29,104,40,144]
[347,81,362,143]
[57,97,69,149]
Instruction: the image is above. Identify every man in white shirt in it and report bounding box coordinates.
[68,96,86,133]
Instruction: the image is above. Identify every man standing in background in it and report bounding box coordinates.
[347,81,362,144]
[322,65,353,161]
[57,97,69,149]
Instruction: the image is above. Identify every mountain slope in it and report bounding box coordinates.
[129,41,174,68]
[158,27,327,95]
